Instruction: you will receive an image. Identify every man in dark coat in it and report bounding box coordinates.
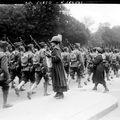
[92,47,109,92]
[47,35,67,99]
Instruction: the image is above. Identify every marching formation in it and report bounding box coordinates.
[0,34,120,109]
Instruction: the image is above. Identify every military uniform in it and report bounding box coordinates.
[9,42,22,88]
[14,44,35,96]
[33,48,49,85]
[0,41,12,108]
[20,50,34,84]
[69,49,84,80]
[61,48,70,76]
[111,50,119,77]
[27,42,50,99]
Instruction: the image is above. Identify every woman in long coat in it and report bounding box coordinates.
[47,35,67,99]
[92,48,109,92]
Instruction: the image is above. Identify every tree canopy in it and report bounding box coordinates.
[0,2,91,47]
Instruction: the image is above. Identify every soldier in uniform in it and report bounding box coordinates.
[9,42,22,89]
[27,42,50,99]
[111,49,119,77]
[0,41,13,108]
[61,47,70,89]
[86,48,97,82]
[14,44,35,96]
[103,48,111,81]
[69,43,84,88]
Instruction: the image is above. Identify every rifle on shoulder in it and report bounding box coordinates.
[29,35,40,50]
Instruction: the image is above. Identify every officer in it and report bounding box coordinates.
[0,40,13,108]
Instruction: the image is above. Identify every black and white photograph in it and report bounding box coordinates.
[0,2,120,120]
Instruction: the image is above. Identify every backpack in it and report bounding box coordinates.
[0,53,6,81]
[112,54,117,61]
[62,52,69,67]
[21,53,29,66]
[9,51,20,69]
[33,51,40,65]
[70,52,77,62]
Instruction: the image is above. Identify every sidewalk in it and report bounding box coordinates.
[0,86,118,120]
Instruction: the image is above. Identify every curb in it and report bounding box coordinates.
[69,94,118,120]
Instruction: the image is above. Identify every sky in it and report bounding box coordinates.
[64,4,120,33]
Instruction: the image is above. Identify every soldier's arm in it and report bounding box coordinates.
[79,52,84,66]
[1,55,10,81]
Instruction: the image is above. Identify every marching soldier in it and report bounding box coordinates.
[0,41,13,108]
[61,47,70,89]
[9,42,22,89]
[69,43,84,88]
[103,48,111,81]
[14,44,35,96]
[86,48,97,82]
[111,49,119,77]
[27,42,50,99]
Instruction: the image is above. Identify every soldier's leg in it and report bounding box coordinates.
[2,82,12,108]
[64,65,70,90]
[105,68,110,81]
[17,70,25,91]
[47,68,52,85]
[15,71,28,96]
[68,67,75,88]
[28,71,35,94]
[27,71,42,99]
[116,67,119,77]
[77,68,82,88]
[92,82,99,90]
[10,69,16,88]
[43,71,50,96]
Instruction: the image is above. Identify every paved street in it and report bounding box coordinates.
[0,72,119,120]
[99,76,120,120]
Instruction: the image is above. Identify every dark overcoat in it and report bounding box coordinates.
[51,46,67,92]
[92,54,105,84]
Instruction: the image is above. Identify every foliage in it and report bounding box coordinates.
[0,2,91,47]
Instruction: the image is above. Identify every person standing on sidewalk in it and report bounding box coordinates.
[92,47,109,93]
[46,35,68,99]
[0,41,13,108]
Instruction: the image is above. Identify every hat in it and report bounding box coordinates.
[0,41,9,48]
[95,47,103,53]
[50,36,61,43]
[19,45,25,52]
[39,42,46,48]
[75,43,80,48]
[114,49,119,53]
[27,44,34,48]
[14,42,22,47]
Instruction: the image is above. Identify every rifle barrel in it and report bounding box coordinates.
[29,35,40,49]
